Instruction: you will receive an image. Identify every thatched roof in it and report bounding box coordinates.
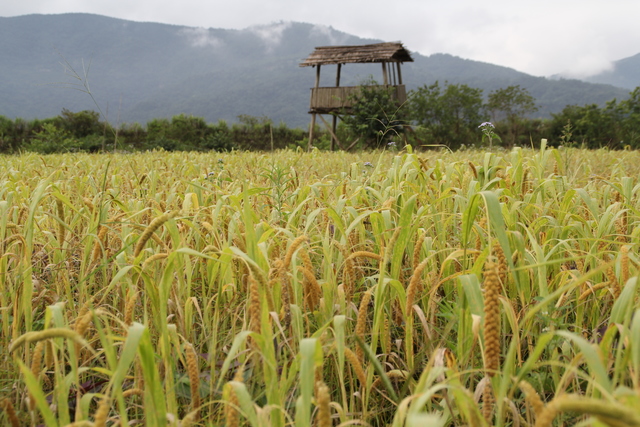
[300,42,413,67]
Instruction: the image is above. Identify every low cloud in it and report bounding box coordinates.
[247,21,292,51]
[180,27,223,48]
[559,58,615,79]
[310,24,350,46]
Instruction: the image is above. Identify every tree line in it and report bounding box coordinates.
[1,83,640,153]
[344,81,640,150]
[0,111,307,153]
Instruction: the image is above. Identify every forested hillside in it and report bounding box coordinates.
[0,13,631,127]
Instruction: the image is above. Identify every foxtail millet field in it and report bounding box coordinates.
[2,144,640,426]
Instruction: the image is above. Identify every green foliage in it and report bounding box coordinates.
[340,79,406,149]
[231,116,307,151]
[54,108,104,138]
[26,122,107,153]
[3,83,640,153]
[145,114,233,151]
[548,88,640,148]
[487,85,538,146]
[27,123,75,154]
[408,81,485,149]
[0,115,23,152]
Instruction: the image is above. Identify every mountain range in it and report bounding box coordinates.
[0,13,635,128]
[581,53,640,90]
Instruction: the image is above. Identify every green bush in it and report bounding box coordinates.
[340,78,406,149]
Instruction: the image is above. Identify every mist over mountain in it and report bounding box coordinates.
[578,53,640,90]
[0,13,632,128]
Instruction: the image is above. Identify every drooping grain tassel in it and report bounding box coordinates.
[574,242,584,273]
[347,251,384,264]
[247,258,268,292]
[617,210,628,243]
[299,265,321,311]
[540,395,640,426]
[124,288,138,326]
[621,245,630,287]
[392,298,404,327]
[283,235,308,270]
[412,230,426,270]
[44,339,54,371]
[0,398,20,427]
[122,388,143,398]
[521,168,532,196]
[355,290,372,362]
[142,252,169,270]
[344,347,367,386]
[383,312,392,355]
[406,258,430,317]
[348,228,359,251]
[29,340,45,411]
[2,234,26,253]
[134,358,145,392]
[93,396,110,427]
[133,211,179,257]
[607,264,621,299]
[343,256,356,302]
[248,274,262,348]
[74,310,93,358]
[200,220,214,234]
[383,227,402,268]
[482,377,494,423]
[417,156,428,172]
[9,328,88,353]
[273,259,291,329]
[468,161,478,179]
[181,410,199,427]
[344,251,382,301]
[299,248,321,310]
[519,380,545,420]
[56,198,65,245]
[91,224,109,263]
[483,262,501,377]
[224,367,244,427]
[185,342,201,421]
[315,381,331,427]
[475,217,486,256]
[493,242,508,285]
[30,340,45,379]
[534,398,559,427]
[83,197,95,213]
[279,236,308,326]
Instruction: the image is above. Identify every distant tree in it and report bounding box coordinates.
[340,78,406,149]
[145,118,175,149]
[615,87,640,147]
[549,103,618,148]
[0,116,19,153]
[237,114,272,128]
[55,109,103,138]
[167,114,209,143]
[487,85,538,146]
[408,81,485,149]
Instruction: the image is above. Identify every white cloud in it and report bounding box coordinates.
[310,24,351,46]
[4,0,640,77]
[180,27,223,48]
[247,21,292,51]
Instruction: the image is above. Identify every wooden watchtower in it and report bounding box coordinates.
[300,42,413,150]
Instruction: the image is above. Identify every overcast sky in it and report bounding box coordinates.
[2,0,639,77]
